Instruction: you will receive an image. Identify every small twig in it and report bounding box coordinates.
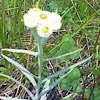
[88,32,100,99]
[94,32,100,51]
[88,74,95,100]
[79,68,88,100]
[84,0,100,15]
[49,61,63,98]
[26,34,33,69]
[70,0,82,24]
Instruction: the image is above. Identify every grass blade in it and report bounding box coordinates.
[71,14,95,37]
[0,0,6,48]
[62,5,74,19]
[71,0,82,23]
[84,0,100,15]
[0,74,35,100]
[1,54,37,88]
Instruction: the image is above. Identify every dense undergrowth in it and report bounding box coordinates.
[0,0,100,100]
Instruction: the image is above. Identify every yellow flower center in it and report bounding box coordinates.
[42,26,49,34]
[40,14,48,19]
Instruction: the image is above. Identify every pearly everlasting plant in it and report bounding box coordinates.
[0,6,92,100]
[23,8,62,38]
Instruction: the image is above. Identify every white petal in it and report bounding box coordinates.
[23,13,37,28]
[49,12,62,31]
[37,24,53,38]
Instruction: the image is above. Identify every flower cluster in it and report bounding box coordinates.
[24,8,62,38]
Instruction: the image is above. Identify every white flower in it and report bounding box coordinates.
[49,12,62,31]
[38,11,52,24]
[23,8,62,37]
[23,8,41,28]
[23,12,38,28]
[37,24,53,38]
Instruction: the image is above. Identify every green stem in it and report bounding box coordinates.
[1,0,8,66]
[36,0,41,8]
[36,37,43,100]
[1,0,6,48]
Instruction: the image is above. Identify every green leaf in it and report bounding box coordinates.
[42,69,49,76]
[60,68,81,91]
[85,87,100,100]
[98,53,100,59]
[42,56,92,83]
[0,67,7,72]
[61,93,75,100]
[40,56,92,97]
[85,88,91,98]
[72,80,82,92]
[67,67,80,81]
[49,2,59,10]
[2,49,38,56]
[61,67,80,83]
[0,67,10,81]
[1,54,37,88]
[60,82,71,90]
[45,48,82,61]
[40,70,73,97]
[61,34,74,50]
[0,76,9,81]
[70,47,81,59]
[88,67,100,75]
[92,88,100,100]
[55,34,80,60]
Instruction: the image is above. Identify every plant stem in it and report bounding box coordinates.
[1,0,9,66]
[36,37,43,100]
[36,0,41,8]
[1,0,6,48]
